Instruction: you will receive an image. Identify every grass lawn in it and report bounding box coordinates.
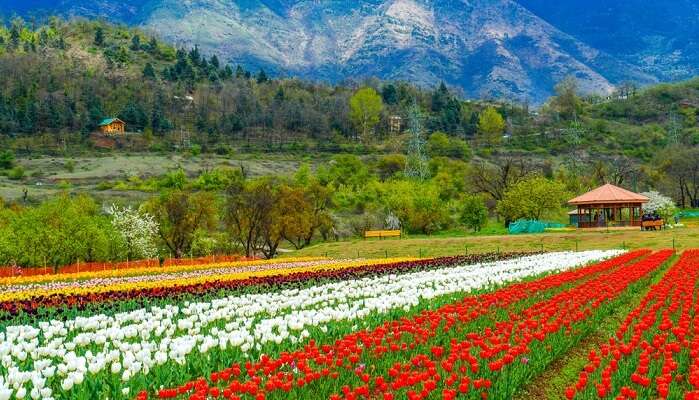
[291,223,699,259]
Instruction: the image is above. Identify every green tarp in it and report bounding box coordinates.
[508,219,566,234]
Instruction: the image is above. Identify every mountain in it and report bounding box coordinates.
[515,0,699,82]
[0,0,671,102]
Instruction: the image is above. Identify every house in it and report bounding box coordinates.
[388,115,402,134]
[98,118,126,135]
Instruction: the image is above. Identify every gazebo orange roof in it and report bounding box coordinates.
[568,183,649,205]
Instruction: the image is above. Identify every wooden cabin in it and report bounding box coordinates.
[98,118,126,135]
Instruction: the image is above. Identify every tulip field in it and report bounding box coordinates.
[3,249,699,400]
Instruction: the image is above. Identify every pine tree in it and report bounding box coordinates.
[256,68,268,83]
[148,37,158,54]
[9,25,20,49]
[130,34,141,51]
[210,54,220,69]
[94,27,104,47]
[235,65,245,78]
[143,63,156,79]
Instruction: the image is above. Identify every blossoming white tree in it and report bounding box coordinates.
[107,204,159,260]
[641,191,678,222]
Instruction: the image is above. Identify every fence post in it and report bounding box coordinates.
[385,250,388,258]
[673,237,676,252]
[575,240,579,252]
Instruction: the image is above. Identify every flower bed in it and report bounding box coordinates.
[0,251,619,400]
[567,250,699,400]
[144,250,658,400]
[0,253,534,317]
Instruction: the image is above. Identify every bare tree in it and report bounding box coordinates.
[468,157,532,201]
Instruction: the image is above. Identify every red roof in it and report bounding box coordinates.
[568,183,649,205]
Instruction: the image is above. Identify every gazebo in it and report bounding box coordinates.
[568,183,649,228]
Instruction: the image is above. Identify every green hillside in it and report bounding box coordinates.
[0,18,697,210]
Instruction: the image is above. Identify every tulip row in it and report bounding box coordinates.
[140,250,648,400]
[0,257,328,286]
[566,250,699,400]
[0,258,420,303]
[0,251,618,400]
[0,253,533,319]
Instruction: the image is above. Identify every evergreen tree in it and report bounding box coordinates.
[256,68,269,83]
[431,82,449,112]
[382,84,398,105]
[210,54,220,69]
[143,62,156,79]
[235,65,245,78]
[94,26,104,47]
[274,87,285,102]
[223,65,234,79]
[130,34,142,51]
[189,45,201,66]
[9,25,20,49]
[119,102,148,131]
[148,37,158,54]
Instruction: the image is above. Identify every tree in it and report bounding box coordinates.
[147,36,159,54]
[477,106,505,145]
[0,194,114,268]
[640,191,677,222]
[376,154,407,180]
[427,132,471,159]
[0,151,14,170]
[94,26,104,47]
[384,180,451,234]
[658,147,699,208]
[224,178,278,258]
[143,62,156,79]
[469,158,531,202]
[280,182,333,249]
[107,204,159,260]
[130,34,141,51]
[349,87,383,142]
[382,84,398,105]
[256,69,268,83]
[460,194,488,232]
[497,176,569,225]
[210,54,220,69]
[551,76,583,120]
[144,191,216,258]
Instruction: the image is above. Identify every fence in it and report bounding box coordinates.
[0,254,254,278]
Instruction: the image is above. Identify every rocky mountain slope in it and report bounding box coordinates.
[0,0,673,102]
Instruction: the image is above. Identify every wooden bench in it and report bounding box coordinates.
[642,220,664,231]
[364,230,402,239]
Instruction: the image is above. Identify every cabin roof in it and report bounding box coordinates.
[99,118,125,126]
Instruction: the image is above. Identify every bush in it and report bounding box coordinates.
[0,150,14,170]
[65,159,76,173]
[7,166,25,180]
